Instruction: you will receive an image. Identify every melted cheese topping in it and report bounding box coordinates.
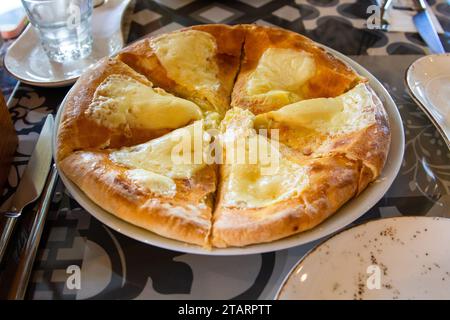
[110,120,211,180]
[246,48,316,104]
[223,136,309,208]
[255,83,376,135]
[220,108,309,208]
[126,169,176,197]
[152,30,220,92]
[87,75,202,133]
[220,107,255,143]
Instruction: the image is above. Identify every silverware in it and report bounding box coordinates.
[0,115,54,264]
[8,164,58,300]
[380,0,394,31]
[413,0,445,54]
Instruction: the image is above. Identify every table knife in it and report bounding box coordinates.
[0,115,54,265]
[8,164,58,299]
[380,0,394,31]
[413,0,445,54]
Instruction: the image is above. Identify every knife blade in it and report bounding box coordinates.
[413,0,445,54]
[0,115,54,264]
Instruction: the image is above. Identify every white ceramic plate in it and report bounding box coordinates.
[4,0,130,87]
[276,216,450,300]
[406,54,450,149]
[53,46,405,255]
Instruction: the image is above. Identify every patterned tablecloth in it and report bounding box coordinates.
[0,0,449,300]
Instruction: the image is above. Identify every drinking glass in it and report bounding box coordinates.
[21,0,93,63]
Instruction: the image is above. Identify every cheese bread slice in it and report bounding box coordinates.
[57,58,203,161]
[232,25,362,114]
[212,108,360,247]
[254,83,390,192]
[118,24,245,116]
[59,121,217,247]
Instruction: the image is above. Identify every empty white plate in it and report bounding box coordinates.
[406,54,450,149]
[4,0,130,87]
[277,216,450,300]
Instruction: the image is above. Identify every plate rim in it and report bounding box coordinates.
[53,42,405,256]
[275,216,450,300]
[405,53,450,150]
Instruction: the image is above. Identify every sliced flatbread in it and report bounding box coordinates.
[212,108,361,247]
[56,24,391,249]
[254,83,390,192]
[57,58,203,161]
[59,121,217,247]
[118,24,245,116]
[232,24,362,114]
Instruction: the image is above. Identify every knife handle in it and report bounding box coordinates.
[415,0,427,11]
[8,165,58,300]
[0,214,19,265]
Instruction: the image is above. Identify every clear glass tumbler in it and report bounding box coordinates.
[21,0,93,63]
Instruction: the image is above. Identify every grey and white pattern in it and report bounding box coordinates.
[126,0,449,53]
[0,0,449,300]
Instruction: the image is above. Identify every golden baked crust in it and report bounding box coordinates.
[321,86,391,188]
[212,155,360,247]
[60,150,216,247]
[117,24,245,115]
[56,24,391,248]
[232,24,363,114]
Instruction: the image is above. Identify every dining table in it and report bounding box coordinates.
[0,0,449,300]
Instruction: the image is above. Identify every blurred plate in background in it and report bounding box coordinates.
[406,54,450,149]
[277,217,450,300]
[4,0,130,87]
